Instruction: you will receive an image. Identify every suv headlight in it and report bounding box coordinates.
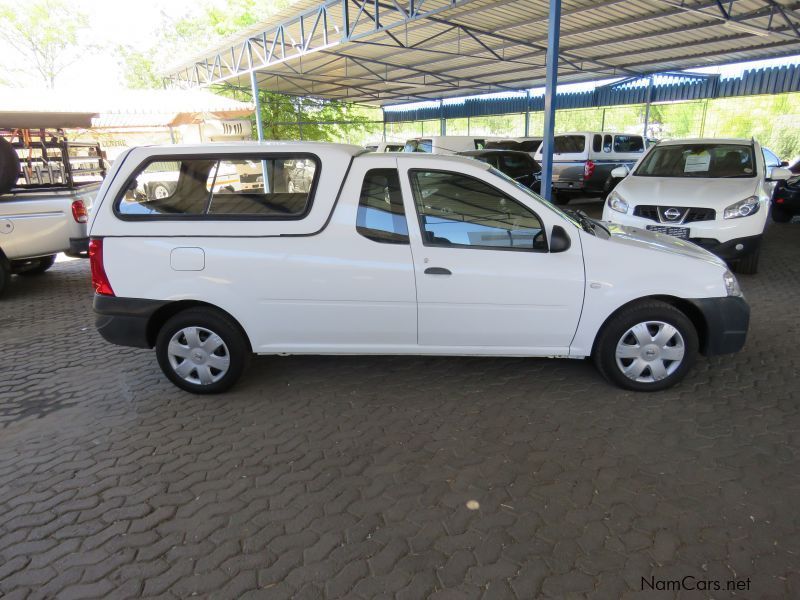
[723,269,742,297]
[724,196,759,219]
[607,191,629,214]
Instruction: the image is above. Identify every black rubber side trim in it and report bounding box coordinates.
[94,295,170,349]
[688,296,750,356]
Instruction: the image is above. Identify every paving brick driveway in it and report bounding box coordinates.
[1,219,798,599]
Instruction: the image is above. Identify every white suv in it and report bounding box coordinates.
[603,138,792,274]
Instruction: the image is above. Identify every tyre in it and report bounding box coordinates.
[593,300,698,392]
[551,190,569,205]
[732,245,760,275]
[155,307,250,394]
[0,259,9,298]
[0,136,21,194]
[16,254,57,276]
[771,205,792,223]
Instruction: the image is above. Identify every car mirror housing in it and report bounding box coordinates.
[610,166,629,178]
[768,166,792,181]
[550,225,571,253]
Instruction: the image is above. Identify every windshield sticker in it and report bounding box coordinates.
[684,151,710,172]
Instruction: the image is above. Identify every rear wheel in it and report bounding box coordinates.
[593,301,698,392]
[155,308,250,394]
[15,254,57,276]
[0,259,9,298]
[0,137,20,194]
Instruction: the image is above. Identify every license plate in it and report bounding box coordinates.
[646,225,690,239]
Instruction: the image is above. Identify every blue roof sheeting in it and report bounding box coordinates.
[384,64,800,123]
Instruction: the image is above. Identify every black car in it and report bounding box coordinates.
[459,149,541,192]
[772,175,800,222]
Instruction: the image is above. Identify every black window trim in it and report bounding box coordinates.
[112,151,322,222]
[355,167,410,245]
[407,168,549,253]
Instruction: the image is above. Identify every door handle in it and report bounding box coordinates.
[424,267,452,275]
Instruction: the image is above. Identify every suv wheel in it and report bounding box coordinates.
[732,244,760,275]
[594,301,698,392]
[155,308,250,394]
[16,254,57,276]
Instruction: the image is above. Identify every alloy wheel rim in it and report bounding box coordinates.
[167,326,230,385]
[615,320,685,383]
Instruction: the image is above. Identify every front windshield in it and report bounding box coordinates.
[635,143,756,178]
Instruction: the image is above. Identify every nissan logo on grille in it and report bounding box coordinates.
[663,207,682,221]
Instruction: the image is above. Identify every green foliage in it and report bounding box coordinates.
[115,47,163,90]
[0,0,91,87]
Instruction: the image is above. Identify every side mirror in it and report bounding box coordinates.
[550,225,571,253]
[611,166,629,179]
[768,167,792,181]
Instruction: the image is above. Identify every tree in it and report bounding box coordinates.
[117,0,381,143]
[0,0,91,88]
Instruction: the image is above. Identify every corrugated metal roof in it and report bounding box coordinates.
[384,64,800,122]
[164,0,800,105]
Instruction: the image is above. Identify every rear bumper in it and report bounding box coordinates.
[689,296,750,356]
[65,237,89,258]
[94,295,169,349]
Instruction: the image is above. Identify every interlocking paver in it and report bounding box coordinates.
[1,218,799,598]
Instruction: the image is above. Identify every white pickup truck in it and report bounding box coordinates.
[89,142,750,394]
[0,133,102,297]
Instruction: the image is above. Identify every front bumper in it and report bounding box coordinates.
[65,237,89,258]
[689,296,750,356]
[602,209,765,259]
[94,295,169,349]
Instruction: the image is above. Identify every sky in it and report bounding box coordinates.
[0,0,231,90]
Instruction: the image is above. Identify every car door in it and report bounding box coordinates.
[397,160,585,353]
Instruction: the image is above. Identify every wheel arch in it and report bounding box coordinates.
[590,295,707,356]
[146,300,253,352]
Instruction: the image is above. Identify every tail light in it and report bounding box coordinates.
[71,200,88,223]
[584,160,595,180]
[775,197,784,204]
[89,238,114,296]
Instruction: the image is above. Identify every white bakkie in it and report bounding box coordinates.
[89,142,750,394]
[603,138,792,274]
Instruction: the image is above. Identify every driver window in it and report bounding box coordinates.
[409,170,546,251]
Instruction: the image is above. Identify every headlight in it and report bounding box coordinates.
[724,196,759,219]
[607,191,629,214]
[723,269,742,297]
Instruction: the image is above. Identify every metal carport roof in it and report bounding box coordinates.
[164,0,800,105]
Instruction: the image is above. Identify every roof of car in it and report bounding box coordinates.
[358,151,492,169]
[134,141,367,155]
[459,149,533,157]
[657,138,753,146]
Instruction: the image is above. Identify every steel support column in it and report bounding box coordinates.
[439,100,446,135]
[643,75,653,138]
[539,0,562,202]
[524,90,531,137]
[250,70,265,142]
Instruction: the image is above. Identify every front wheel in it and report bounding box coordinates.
[593,301,698,392]
[732,243,760,275]
[155,308,250,394]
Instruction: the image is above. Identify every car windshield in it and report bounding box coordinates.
[403,139,432,153]
[635,143,756,178]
